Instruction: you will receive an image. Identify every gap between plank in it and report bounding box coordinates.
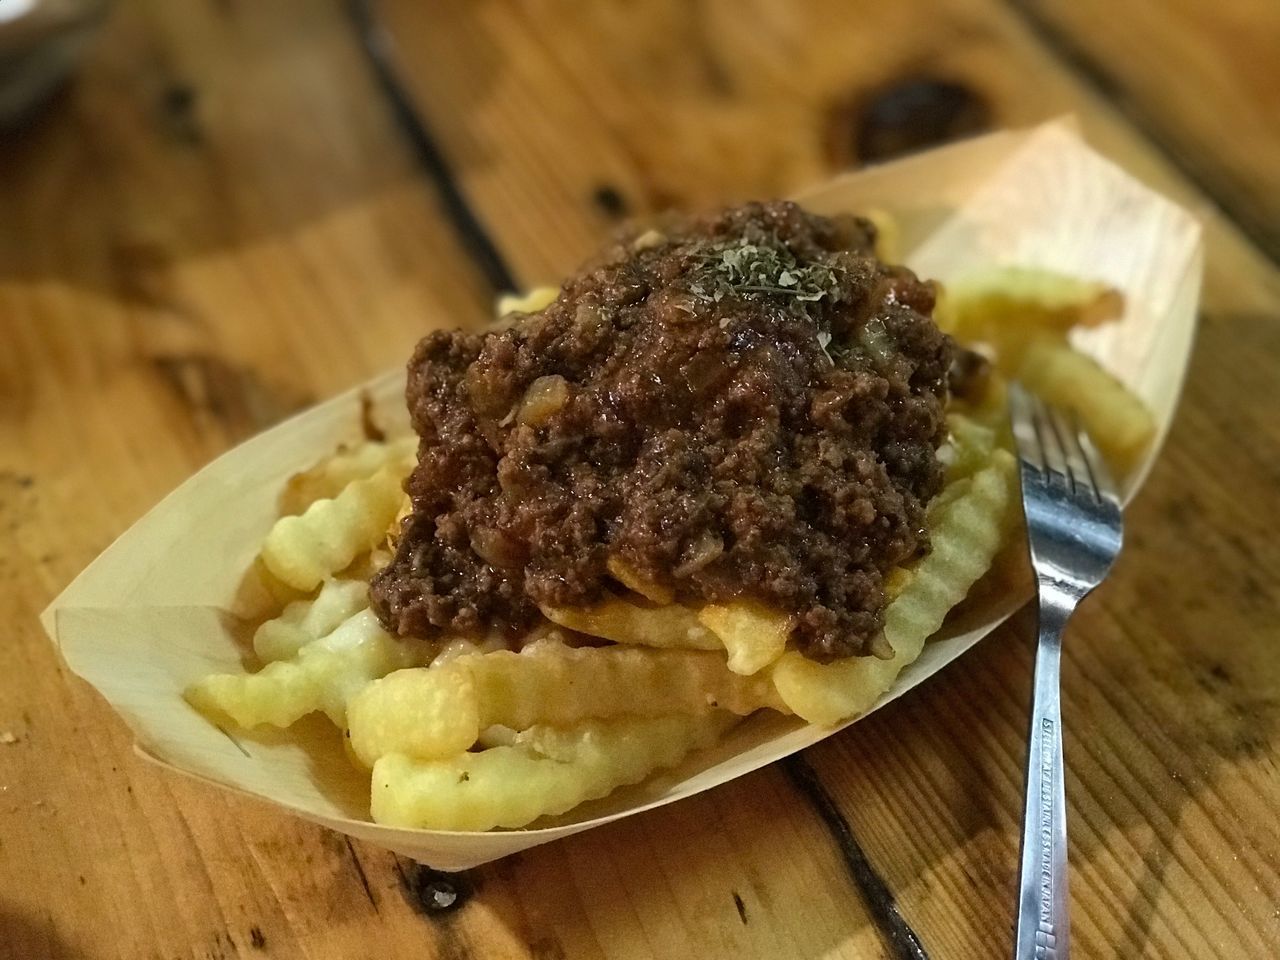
[344,837,379,911]
[346,0,519,294]
[784,754,933,960]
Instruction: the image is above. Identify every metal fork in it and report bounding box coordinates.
[1007,383,1124,960]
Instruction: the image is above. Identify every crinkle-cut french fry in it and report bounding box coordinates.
[772,449,1016,725]
[251,556,309,610]
[511,711,738,762]
[865,410,1000,613]
[340,548,394,586]
[943,412,999,484]
[423,622,553,671]
[936,267,1122,335]
[950,267,1121,318]
[883,567,913,601]
[696,601,792,675]
[430,635,510,667]
[387,492,412,550]
[346,641,782,767]
[280,436,416,516]
[186,610,428,729]
[260,463,407,592]
[936,268,1123,371]
[606,555,675,605]
[923,474,974,524]
[252,579,369,663]
[949,367,1012,438]
[345,663,479,768]
[369,712,735,830]
[862,208,901,264]
[469,640,783,728]
[496,286,559,318]
[476,725,519,749]
[540,597,720,650]
[1017,337,1155,473]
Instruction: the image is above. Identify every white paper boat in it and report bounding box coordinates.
[42,121,1203,871]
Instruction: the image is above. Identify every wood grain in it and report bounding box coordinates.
[2,0,1278,958]
[365,3,1280,956]
[0,0,497,957]
[1019,0,1280,261]
[372,0,1280,314]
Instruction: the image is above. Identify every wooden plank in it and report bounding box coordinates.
[0,1,504,958]
[3,0,1278,958]
[374,0,1279,314]
[367,1,1280,958]
[1016,0,1280,260]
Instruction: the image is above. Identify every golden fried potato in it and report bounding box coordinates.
[280,437,416,517]
[937,267,1123,369]
[697,600,792,675]
[345,664,479,769]
[606,555,675,605]
[772,448,1017,725]
[187,610,428,729]
[540,597,719,650]
[496,286,559,318]
[370,712,734,830]
[1017,337,1155,472]
[346,640,781,767]
[261,463,407,592]
[253,578,369,663]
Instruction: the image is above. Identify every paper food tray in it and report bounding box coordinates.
[43,121,1203,870]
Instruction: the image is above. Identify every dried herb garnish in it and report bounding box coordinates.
[688,234,845,306]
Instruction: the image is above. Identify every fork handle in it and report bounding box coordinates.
[1013,596,1074,960]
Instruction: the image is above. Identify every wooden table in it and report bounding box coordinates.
[3,2,1278,957]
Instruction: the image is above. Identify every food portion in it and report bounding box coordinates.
[371,203,951,662]
[187,201,1155,832]
[933,267,1155,471]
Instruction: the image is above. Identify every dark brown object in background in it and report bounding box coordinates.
[0,0,112,125]
[828,76,991,167]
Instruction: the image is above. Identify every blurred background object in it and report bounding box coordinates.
[0,0,110,125]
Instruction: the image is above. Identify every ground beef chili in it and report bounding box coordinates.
[369,201,952,661]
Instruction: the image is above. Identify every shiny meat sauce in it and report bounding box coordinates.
[370,201,951,661]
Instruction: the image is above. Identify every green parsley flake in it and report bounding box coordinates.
[688,235,844,306]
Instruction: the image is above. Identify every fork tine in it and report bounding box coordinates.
[1049,405,1094,500]
[1031,394,1070,486]
[1076,424,1120,506]
[1007,383,1045,472]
